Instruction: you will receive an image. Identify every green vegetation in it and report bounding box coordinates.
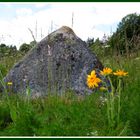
[0,41,34,77]
[88,13,140,59]
[110,13,140,56]
[0,48,139,136]
[0,13,140,136]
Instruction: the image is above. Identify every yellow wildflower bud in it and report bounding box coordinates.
[99,87,107,91]
[7,82,13,86]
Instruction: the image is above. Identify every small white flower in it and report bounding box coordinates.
[87,130,98,136]
[91,130,98,136]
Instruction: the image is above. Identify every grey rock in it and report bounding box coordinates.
[4,26,104,98]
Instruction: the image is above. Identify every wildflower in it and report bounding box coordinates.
[99,86,107,91]
[87,70,101,89]
[113,70,128,77]
[99,96,107,106]
[87,130,98,136]
[100,67,112,76]
[7,82,13,86]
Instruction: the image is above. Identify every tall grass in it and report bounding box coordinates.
[0,51,140,136]
[101,54,140,136]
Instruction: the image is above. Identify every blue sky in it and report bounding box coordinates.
[0,2,140,48]
[0,3,51,20]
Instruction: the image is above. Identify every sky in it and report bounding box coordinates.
[0,2,140,49]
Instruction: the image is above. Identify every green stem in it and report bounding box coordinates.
[0,70,10,107]
[110,92,114,127]
[48,56,51,96]
[107,92,111,127]
[102,77,111,128]
[103,75,115,129]
[117,78,121,125]
[108,76,115,128]
[0,71,7,93]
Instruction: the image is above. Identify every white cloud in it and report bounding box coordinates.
[3,3,13,8]
[34,3,50,8]
[16,8,33,17]
[1,2,140,49]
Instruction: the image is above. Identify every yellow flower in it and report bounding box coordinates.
[100,67,112,76]
[7,82,13,86]
[113,70,128,77]
[87,70,101,89]
[99,86,108,91]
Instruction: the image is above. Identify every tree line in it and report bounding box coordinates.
[87,13,140,58]
[0,41,36,59]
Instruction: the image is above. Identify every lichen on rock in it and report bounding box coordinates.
[4,26,104,98]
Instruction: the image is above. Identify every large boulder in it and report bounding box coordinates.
[4,26,104,98]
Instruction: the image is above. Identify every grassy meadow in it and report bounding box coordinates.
[0,48,140,136]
